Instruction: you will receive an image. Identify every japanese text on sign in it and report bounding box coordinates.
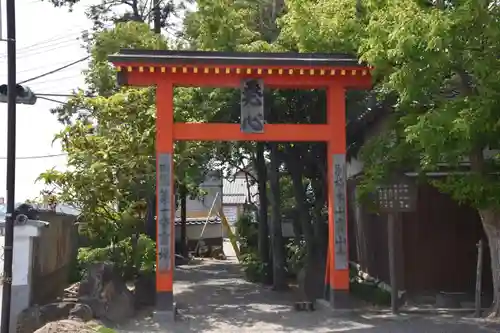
[157,153,172,272]
[241,79,265,133]
[376,180,416,213]
[333,154,348,270]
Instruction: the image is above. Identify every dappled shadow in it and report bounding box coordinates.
[116,259,500,332]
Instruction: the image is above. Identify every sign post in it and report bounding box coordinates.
[376,176,417,314]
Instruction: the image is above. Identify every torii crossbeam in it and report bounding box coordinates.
[109,49,372,317]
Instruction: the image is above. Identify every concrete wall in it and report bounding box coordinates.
[0,222,46,333]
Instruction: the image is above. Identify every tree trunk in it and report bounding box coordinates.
[479,209,500,317]
[470,147,500,317]
[287,155,315,260]
[268,143,288,290]
[311,178,328,255]
[255,142,272,283]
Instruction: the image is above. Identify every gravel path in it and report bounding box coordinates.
[116,243,500,333]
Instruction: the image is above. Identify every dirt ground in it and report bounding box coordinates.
[114,242,500,333]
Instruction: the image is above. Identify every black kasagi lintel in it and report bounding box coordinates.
[108,49,366,68]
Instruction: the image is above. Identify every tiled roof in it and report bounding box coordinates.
[174,216,221,226]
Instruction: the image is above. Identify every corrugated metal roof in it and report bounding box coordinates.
[174,216,221,226]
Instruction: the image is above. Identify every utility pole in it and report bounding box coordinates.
[153,0,161,34]
[1,0,16,332]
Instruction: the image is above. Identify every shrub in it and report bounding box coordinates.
[72,234,156,282]
[285,239,307,277]
[240,251,268,283]
[235,213,258,254]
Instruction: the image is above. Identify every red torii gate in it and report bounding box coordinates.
[109,49,372,314]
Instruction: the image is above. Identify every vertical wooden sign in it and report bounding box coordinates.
[157,153,172,272]
[333,154,348,270]
[241,78,265,133]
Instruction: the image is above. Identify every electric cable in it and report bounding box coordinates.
[18,55,89,85]
[0,153,67,160]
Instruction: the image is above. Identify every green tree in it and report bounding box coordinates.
[281,0,500,316]
[40,22,213,245]
[44,0,179,31]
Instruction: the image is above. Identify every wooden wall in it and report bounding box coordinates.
[348,179,491,293]
[30,211,78,305]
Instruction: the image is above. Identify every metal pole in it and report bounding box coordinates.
[475,239,484,317]
[388,213,399,314]
[1,0,16,331]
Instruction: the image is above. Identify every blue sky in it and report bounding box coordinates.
[0,0,94,202]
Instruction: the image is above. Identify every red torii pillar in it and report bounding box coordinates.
[109,49,372,315]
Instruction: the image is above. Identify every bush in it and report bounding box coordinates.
[235,213,258,254]
[240,251,268,283]
[285,239,307,277]
[349,263,391,306]
[72,234,156,282]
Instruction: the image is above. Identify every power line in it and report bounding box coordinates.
[38,96,67,104]
[18,56,89,85]
[28,73,83,86]
[37,93,75,97]
[0,153,67,160]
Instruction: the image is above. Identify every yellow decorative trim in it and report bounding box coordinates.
[309,69,314,75]
[320,69,325,75]
[139,66,144,72]
[172,67,177,73]
[362,70,367,76]
[288,69,294,75]
[149,67,154,73]
[351,70,356,76]
[161,67,166,73]
[278,69,283,75]
[267,69,273,74]
[116,66,122,72]
[341,70,346,76]
[236,68,241,74]
[215,67,220,74]
[204,68,209,74]
[246,68,252,74]
[182,67,187,73]
[330,69,335,75]
[226,68,231,74]
[257,68,262,75]
[300,69,304,75]
[193,67,198,73]
[127,66,132,72]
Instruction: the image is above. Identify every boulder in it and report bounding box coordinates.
[33,319,100,333]
[134,273,156,308]
[78,262,135,323]
[16,302,92,333]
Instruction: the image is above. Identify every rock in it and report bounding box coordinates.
[16,302,92,333]
[211,246,227,260]
[68,303,93,321]
[134,273,156,308]
[78,262,135,323]
[33,319,100,333]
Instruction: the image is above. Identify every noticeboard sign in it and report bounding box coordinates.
[376,176,417,213]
